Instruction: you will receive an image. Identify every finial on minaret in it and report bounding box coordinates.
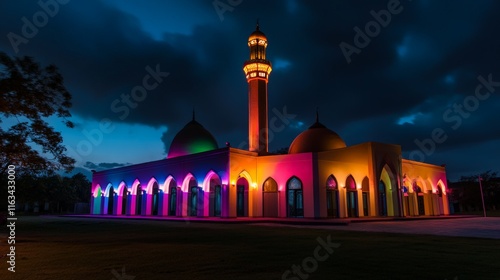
[316,107,319,123]
[256,18,260,31]
[192,107,195,121]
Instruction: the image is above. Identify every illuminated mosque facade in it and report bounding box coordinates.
[90,25,450,219]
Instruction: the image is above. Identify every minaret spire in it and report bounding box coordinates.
[316,107,319,123]
[192,107,195,121]
[243,23,272,154]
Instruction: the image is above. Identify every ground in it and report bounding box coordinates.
[1,216,500,280]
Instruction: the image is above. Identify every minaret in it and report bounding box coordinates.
[243,23,272,154]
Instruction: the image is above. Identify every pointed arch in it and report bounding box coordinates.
[237,170,253,186]
[131,179,142,195]
[162,175,176,194]
[117,181,128,196]
[92,184,103,198]
[146,177,159,195]
[403,176,413,193]
[263,177,278,192]
[345,175,356,190]
[326,175,338,189]
[181,173,196,193]
[437,179,446,194]
[427,178,436,193]
[415,177,427,192]
[203,170,221,192]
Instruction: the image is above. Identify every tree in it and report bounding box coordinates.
[458,170,499,211]
[0,52,75,175]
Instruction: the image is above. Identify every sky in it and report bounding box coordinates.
[1,0,499,181]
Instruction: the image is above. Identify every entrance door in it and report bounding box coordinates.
[152,183,159,216]
[169,186,177,216]
[214,185,221,217]
[236,177,249,217]
[362,192,369,216]
[189,186,198,216]
[107,189,114,215]
[237,185,245,216]
[346,191,358,217]
[378,181,387,216]
[136,189,142,215]
[417,195,425,215]
[326,189,339,218]
[121,188,127,215]
[263,178,278,217]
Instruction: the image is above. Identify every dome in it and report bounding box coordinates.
[167,118,218,159]
[248,24,267,41]
[288,120,346,154]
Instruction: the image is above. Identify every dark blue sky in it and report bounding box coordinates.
[1,0,499,181]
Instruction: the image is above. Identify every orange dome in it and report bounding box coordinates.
[248,24,267,41]
[288,121,346,154]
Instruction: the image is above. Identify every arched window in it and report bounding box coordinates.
[287,177,303,217]
[326,175,339,218]
[345,175,358,217]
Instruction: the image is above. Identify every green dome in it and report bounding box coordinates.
[167,119,218,158]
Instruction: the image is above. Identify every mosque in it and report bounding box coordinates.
[90,25,450,219]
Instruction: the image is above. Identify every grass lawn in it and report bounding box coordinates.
[1,216,500,280]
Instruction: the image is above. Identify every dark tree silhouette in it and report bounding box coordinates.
[459,170,499,210]
[0,52,75,175]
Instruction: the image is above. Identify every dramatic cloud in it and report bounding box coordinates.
[83,162,131,172]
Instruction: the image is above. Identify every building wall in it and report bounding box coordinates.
[402,159,449,216]
[316,142,403,218]
[90,145,449,218]
[91,148,230,217]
